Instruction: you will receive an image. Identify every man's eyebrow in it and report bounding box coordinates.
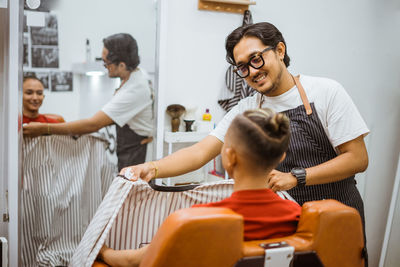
[236,50,262,65]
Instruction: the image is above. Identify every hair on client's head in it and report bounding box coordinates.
[227,108,290,171]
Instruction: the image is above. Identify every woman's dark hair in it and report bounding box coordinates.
[23,75,43,86]
[225,22,290,67]
[230,108,290,168]
[103,33,140,71]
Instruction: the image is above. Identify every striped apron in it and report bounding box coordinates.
[274,76,369,265]
[22,135,116,267]
[261,76,365,226]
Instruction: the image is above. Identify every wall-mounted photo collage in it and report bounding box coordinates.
[23,10,73,92]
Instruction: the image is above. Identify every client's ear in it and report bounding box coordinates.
[279,152,286,163]
[224,147,237,174]
[119,62,127,70]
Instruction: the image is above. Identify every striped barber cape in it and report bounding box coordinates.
[70,178,235,267]
[22,135,117,267]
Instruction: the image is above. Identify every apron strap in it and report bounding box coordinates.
[258,75,312,115]
[292,75,312,115]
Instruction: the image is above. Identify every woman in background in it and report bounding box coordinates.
[22,75,63,124]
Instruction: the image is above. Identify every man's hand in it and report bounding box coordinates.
[120,162,157,182]
[23,122,47,137]
[267,169,298,192]
[140,136,153,145]
[97,244,109,262]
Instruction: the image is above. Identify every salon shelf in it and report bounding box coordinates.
[198,0,256,14]
[72,61,105,75]
[164,131,209,143]
[161,131,211,186]
[202,0,256,5]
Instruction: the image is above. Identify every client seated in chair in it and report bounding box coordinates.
[97,108,301,267]
[22,75,65,124]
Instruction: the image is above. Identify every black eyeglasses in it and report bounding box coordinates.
[233,46,275,78]
[103,61,114,68]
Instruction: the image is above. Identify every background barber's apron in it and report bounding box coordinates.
[261,76,366,227]
[116,124,147,171]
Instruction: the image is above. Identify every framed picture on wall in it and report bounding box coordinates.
[31,46,59,68]
[23,14,28,33]
[51,72,73,92]
[30,13,58,46]
[23,35,30,68]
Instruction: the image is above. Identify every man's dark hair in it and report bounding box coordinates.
[225,22,290,67]
[103,33,140,71]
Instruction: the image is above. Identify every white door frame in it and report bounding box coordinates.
[0,0,23,266]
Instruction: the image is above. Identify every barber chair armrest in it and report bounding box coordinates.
[93,261,109,267]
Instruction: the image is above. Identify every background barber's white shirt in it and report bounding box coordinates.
[211,74,369,149]
[102,68,153,136]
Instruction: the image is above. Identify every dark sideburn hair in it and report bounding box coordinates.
[103,33,140,71]
[230,108,290,169]
[225,22,291,67]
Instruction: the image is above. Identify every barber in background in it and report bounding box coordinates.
[24,33,153,171]
[22,76,63,124]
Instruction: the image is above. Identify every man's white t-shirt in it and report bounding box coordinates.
[102,68,153,136]
[211,75,369,149]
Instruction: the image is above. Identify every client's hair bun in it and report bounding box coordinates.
[244,108,290,140]
[236,108,290,167]
[268,113,290,138]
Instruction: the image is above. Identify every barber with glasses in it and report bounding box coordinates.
[24,33,154,171]
[121,21,369,257]
[123,21,369,219]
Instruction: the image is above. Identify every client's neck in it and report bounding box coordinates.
[232,167,273,192]
[23,109,39,119]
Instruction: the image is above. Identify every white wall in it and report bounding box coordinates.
[163,0,241,124]
[38,0,157,121]
[158,0,400,266]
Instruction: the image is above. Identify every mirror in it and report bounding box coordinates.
[23,0,157,164]
[21,0,157,265]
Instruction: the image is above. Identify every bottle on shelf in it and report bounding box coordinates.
[197,108,213,132]
[85,38,91,63]
[202,108,212,121]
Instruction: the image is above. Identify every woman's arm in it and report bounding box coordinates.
[23,111,113,137]
[121,135,223,182]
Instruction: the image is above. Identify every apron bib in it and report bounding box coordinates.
[116,124,147,171]
[259,75,365,226]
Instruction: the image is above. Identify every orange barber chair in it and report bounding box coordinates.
[94,199,365,267]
